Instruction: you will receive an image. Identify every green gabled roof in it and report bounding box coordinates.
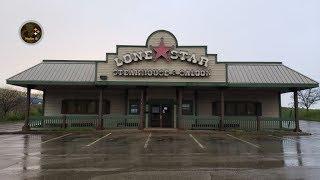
[6,60,318,90]
[227,63,318,89]
[7,60,97,86]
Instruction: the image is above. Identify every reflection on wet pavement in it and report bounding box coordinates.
[0,120,319,179]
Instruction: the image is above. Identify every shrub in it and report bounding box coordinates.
[30,105,43,116]
[2,112,24,122]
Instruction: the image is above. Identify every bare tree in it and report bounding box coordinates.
[0,88,26,117]
[297,88,320,111]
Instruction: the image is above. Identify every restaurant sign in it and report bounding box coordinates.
[113,38,210,68]
[113,68,211,77]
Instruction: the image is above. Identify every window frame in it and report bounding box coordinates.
[212,101,261,116]
[181,100,194,115]
[61,99,110,115]
[128,99,140,115]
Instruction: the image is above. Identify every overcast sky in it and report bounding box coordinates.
[0,0,319,108]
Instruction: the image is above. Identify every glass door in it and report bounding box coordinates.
[150,103,172,128]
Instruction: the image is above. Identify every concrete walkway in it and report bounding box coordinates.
[0,122,23,132]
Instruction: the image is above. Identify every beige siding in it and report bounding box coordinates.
[44,87,280,118]
[198,90,220,115]
[129,87,177,101]
[146,87,176,100]
[128,89,140,100]
[44,87,125,116]
[197,89,280,117]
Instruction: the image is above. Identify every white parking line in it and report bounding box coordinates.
[39,133,72,144]
[269,134,315,144]
[268,135,299,142]
[85,133,112,147]
[144,133,152,149]
[226,134,261,148]
[189,134,205,149]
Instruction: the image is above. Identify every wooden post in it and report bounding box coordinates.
[278,91,283,129]
[256,116,260,131]
[178,88,183,129]
[63,115,67,129]
[293,90,301,132]
[194,90,198,116]
[175,88,179,128]
[219,89,224,131]
[22,86,31,131]
[42,89,46,116]
[139,87,146,130]
[124,89,128,115]
[96,87,103,130]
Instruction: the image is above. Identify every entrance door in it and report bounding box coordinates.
[150,103,172,128]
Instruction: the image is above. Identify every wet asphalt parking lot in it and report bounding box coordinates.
[0,120,320,180]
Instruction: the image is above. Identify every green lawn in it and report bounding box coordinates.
[282,107,320,122]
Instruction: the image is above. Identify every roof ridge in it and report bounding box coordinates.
[43,60,105,63]
[222,61,282,64]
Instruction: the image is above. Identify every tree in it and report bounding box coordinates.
[0,88,26,117]
[297,88,320,111]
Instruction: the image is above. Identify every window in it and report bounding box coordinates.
[152,106,160,113]
[212,102,261,116]
[129,100,140,115]
[182,100,193,115]
[61,100,110,114]
[212,102,221,116]
[247,103,256,115]
[87,101,96,114]
[225,103,236,115]
[237,103,247,115]
[102,101,110,114]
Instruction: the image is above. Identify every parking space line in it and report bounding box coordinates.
[268,135,297,142]
[85,133,112,147]
[39,133,72,144]
[144,133,152,149]
[226,134,261,148]
[189,134,205,149]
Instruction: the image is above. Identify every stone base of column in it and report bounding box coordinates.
[294,128,302,132]
[96,119,104,130]
[22,125,30,131]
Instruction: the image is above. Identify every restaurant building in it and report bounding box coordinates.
[7,30,318,131]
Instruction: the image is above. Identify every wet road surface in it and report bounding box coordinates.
[0,121,319,179]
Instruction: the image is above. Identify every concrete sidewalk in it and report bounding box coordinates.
[0,122,23,132]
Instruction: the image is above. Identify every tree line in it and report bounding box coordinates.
[0,88,42,121]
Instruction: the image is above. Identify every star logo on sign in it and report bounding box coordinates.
[153,37,172,61]
[33,28,40,35]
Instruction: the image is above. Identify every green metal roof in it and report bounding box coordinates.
[7,61,96,86]
[6,60,318,89]
[227,63,318,88]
